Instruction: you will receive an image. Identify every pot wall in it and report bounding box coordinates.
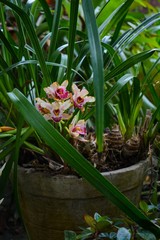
[18,159,149,240]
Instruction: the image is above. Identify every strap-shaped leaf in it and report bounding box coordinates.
[82,0,104,152]
[105,49,157,80]
[97,0,134,37]
[38,0,53,31]
[0,0,50,86]
[84,74,134,120]
[67,0,79,87]
[48,0,62,61]
[114,12,160,50]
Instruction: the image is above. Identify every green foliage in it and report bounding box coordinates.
[65,211,159,240]
[0,0,160,237]
[64,230,77,240]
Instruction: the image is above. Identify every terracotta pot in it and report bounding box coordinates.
[18,159,149,240]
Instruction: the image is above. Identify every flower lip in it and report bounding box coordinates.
[35,98,51,115]
[77,96,84,104]
[72,125,87,135]
[72,83,95,110]
[55,86,69,100]
[53,109,60,116]
[52,116,62,122]
[44,80,70,100]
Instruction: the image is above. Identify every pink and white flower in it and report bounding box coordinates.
[72,84,95,111]
[35,98,51,115]
[68,116,87,140]
[49,100,72,122]
[36,98,71,123]
[44,80,70,100]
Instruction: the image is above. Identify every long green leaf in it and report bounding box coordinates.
[38,0,53,31]
[0,60,85,82]
[82,0,104,152]
[85,74,134,120]
[96,0,124,27]
[8,89,160,237]
[104,74,133,104]
[105,49,157,81]
[0,56,17,91]
[114,12,160,50]
[0,0,50,86]
[48,0,62,61]
[0,31,18,63]
[98,0,134,37]
[67,0,79,87]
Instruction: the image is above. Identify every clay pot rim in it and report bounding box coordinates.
[18,158,149,179]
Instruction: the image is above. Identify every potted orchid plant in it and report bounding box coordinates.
[0,0,160,239]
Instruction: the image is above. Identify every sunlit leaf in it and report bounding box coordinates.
[84,214,96,230]
[139,201,149,214]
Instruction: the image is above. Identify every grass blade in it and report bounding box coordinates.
[0,0,50,87]
[82,0,104,152]
[67,0,79,88]
[98,0,134,38]
[105,49,157,80]
[48,0,62,61]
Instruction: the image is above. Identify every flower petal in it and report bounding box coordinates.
[62,80,68,87]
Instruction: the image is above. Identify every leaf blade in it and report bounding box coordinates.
[82,0,104,152]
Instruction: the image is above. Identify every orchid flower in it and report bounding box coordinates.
[35,98,51,115]
[68,115,87,140]
[36,98,72,123]
[44,80,70,100]
[72,84,95,111]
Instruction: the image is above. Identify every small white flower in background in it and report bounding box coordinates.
[0,163,5,205]
[0,198,4,205]
[0,162,6,176]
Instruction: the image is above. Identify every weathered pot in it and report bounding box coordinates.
[18,159,149,240]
